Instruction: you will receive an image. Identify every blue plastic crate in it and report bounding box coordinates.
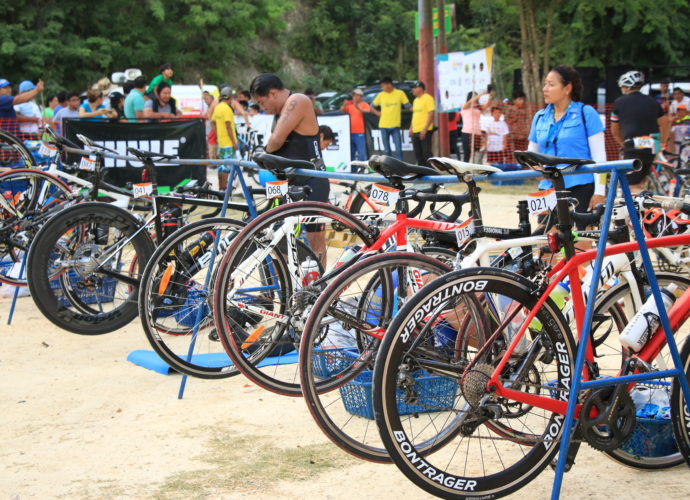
[620,416,677,457]
[174,288,209,327]
[50,270,117,307]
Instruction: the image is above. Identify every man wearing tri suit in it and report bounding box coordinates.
[249,73,328,264]
[611,70,668,192]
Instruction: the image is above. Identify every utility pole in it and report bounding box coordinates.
[418,0,435,97]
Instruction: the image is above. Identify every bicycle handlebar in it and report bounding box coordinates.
[570,203,605,228]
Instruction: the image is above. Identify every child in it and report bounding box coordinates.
[484,106,509,164]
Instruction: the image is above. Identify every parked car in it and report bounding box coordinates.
[322,80,417,112]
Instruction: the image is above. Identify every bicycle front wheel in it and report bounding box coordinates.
[373,267,577,499]
[138,217,245,378]
[27,202,155,334]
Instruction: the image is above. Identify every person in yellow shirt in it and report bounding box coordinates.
[408,80,435,165]
[372,76,410,160]
[211,86,239,190]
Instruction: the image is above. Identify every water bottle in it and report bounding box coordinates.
[178,231,216,269]
[333,245,361,270]
[300,257,320,286]
[619,284,678,352]
[529,282,570,332]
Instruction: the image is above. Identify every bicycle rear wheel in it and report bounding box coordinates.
[0,169,74,285]
[138,217,245,378]
[299,251,453,462]
[373,267,576,499]
[213,201,376,396]
[671,334,690,468]
[27,202,155,334]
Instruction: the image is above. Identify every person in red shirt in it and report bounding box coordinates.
[340,88,371,171]
[447,111,459,158]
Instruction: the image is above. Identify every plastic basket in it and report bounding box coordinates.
[50,270,118,307]
[174,288,209,327]
[340,368,458,420]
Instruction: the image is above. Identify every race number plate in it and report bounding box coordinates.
[370,184,400,206]
[133,182,153,197]
[79,156,96,171]
[455,217,475,246]
[266,180,288,199]
[38,143,58,158]
[527,188,557,216]
[633,136,655,151]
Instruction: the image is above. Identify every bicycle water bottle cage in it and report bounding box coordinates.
[427,156,501,180]
[514,151,594,175]
[367,155,437,189]
[252,152,315,180]
[288,185,311,202]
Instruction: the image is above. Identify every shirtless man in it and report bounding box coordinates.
[249,73,328,265]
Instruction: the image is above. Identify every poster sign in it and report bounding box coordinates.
[436,47,494,112]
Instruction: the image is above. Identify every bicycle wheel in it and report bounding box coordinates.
[0,169,74,285]
[138,217,246,379]
[27,202,155,334]
[213,201,376,396]
[373,267,576,499]
[594,273,690,469]
[299,251,453,462]
[0,129,36,168]
[671,334,690,468]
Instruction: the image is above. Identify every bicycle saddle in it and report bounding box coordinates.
[252,152,315,171]
[427,157,501,177]
[127,147,176,160]
[367,155,437,179]
[514,151,594,169]
[44,126,81,149]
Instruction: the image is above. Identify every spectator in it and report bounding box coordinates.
[143,82,181,120]
[528,65,606,215]
[611,70,667,192]
[447,111,459,158]
[211,86,239,190]
[42,94,58,128]
[340,88,371,167]
[408,80,435,166]
[108,92,126,121]
[669,105,690,154]
[505,89,531,155]
[305,89,323,116]
[124,76,147,122]
[14,81,43,138]
[122,80,134,97]
[219,86,251,128]
[249,103,260,116]
[53,91,68,116]
[484,106,510,164]
[670,87,690,116]
[146,63,173,100]
[372,77,410,160]
[319,124,335,150]
[79,89,116,121]
[656,78,673,114]
[52,91,81,134]
[249,72,327,264]
[238,100,249,113]
[461,90,484,162]
[0,78,44,136]
[202,91,218,159]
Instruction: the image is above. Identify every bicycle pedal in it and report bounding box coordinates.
[208,329,219,342]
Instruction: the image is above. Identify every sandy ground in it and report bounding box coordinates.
[2,184,690,500]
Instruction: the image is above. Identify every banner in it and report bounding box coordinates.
[64,119,207,187]
[436,47,494,112]
[234,114,352,171]
[363,111,417,164]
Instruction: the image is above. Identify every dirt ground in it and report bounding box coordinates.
[2,184,690,499]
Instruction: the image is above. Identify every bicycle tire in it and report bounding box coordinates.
[671,335,690,468]
[213,201,377,396]
[27,202,155,334]
[138,217,246,379]
[373,267,577,499]
[299,251,453,462]
[0,129,37,168]
[0,169,74,285]
[597,273,690,469]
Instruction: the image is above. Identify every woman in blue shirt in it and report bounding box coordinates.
[528,65,607,213]
[79,89,116,121]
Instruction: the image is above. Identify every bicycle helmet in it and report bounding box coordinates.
[618,70,644,88]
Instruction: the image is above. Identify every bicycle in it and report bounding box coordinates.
[372,152,690,498]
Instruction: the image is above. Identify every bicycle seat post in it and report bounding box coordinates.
[461,173,485,237]
[542,166,577,260]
